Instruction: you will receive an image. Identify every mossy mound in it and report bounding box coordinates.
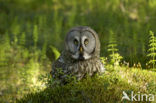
[17,66,156,103]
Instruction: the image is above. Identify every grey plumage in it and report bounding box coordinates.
[51,26,105,83]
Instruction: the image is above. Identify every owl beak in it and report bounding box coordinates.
[79,46,83,53]
[79,46,84,60]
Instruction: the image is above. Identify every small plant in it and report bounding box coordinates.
[11,18,20,45]
[46,46,60,62]
[147,31,156,69]
[100,57,107,65]
[19,32,26,46]
[107,40,123,66]
[33,25,38,48]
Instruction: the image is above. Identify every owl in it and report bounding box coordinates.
[51,26,105,83]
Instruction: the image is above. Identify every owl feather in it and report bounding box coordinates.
[51,26,105,84]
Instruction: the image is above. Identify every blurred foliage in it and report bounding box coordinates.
[0,35,51,102]
[0,0,156,66]
[0,0,156,102]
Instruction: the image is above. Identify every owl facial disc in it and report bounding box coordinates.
[66,29,96,60]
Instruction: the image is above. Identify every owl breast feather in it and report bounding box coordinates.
[52,55,105,81]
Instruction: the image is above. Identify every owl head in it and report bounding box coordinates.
[65,26,101,61]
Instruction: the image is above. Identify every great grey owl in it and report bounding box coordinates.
[51,26,105,83]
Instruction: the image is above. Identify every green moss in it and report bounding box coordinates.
[17,66,156,103]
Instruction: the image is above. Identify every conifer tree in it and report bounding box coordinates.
[147,31,156,69]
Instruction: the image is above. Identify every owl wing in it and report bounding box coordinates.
[50,53,66,78]
[51,53,74,84]
[51,50,72,79]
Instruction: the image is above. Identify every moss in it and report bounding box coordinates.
[17,66,156,103]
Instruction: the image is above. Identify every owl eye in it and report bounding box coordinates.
[84,39,89,45]
[74,39,78,45]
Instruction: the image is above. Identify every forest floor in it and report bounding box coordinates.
[17,65,156,103]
